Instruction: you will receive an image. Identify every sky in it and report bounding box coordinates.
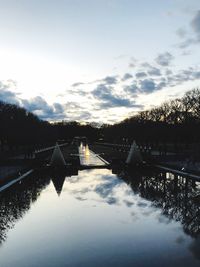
[0,0,200,124]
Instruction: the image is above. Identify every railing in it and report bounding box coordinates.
[34,142,68,154]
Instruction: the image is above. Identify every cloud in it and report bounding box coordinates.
[0,82,20,105]
[157,81,166,90]
[165,69,173,75]
[177,11,200,49]
[103,76,118,85]
[147,66,161,76]
[176,27,187,39]
[21,96,66,120]
[124,84,138,95]
[191,10,200,40]
[139,63,161,76]
[0,87,66,121]
[0,89,20,105]
[99,98,132,109]
[67,88,87,96]
[0,81,93,122]
[178,38,196,49]
[155,52,174,66]
[92,84,133,108]
[124,65,200,96]
[94,179,122,205]
[69,111,92,121]
[71,82,85,87]
[140,79,156,93]
[136,72,147,78]
[121,73,133,81]
[53,102,65,114]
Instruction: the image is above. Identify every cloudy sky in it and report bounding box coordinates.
[0,0,200,123]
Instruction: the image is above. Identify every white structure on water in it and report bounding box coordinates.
[50,143,66,166]
[126,141,142,165]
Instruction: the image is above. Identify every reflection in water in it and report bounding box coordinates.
[0,167,199,266]
[189,236,200,260]
[79,143,106,166]
[85,144,90,156]
[51,169,78,196]
[0,168,78,243]
[116,169,200,238]
[0,173,51,244]
[51,176,65,196]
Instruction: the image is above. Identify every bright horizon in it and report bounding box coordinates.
[0,0,200,123]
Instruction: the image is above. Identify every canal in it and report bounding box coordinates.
[0,167,199,267]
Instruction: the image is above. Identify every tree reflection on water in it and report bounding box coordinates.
[115,169,200,238]
[0,167,199,260]
[114,168,200,261]
[0,173,51,244]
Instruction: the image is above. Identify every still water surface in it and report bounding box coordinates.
[0,168,199,267]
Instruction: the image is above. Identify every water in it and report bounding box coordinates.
[0,168,199,267]
[79,144,107,166]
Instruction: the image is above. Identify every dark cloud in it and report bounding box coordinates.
[0,81,67,121]
[139,63,161,76]
[136,72,147,78]
[140,62,152,68]
[92,84,133,108]
[53,102,65,114]
[21,96,66,121]
[157,81,166,90]
[163,67,200,88]
[121,73,133,81]
[0,82,20,105]
[147,66,161,76]
[140,79,156,93]
[0,89,20,105]
[21,96,52,113]
[155,52,174,66]
[193,71,200,79]
[177,11,200,49]
[99,98,132,109]
[123,64,200,96]
[191,10,200,40]
[165,69,173,75]
[124,84,138,95]
[71,82,85,87]
[103,76,118,85]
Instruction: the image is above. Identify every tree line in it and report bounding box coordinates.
[0,101,99,151]
[101,88,200,145]
[0,88,200,152]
